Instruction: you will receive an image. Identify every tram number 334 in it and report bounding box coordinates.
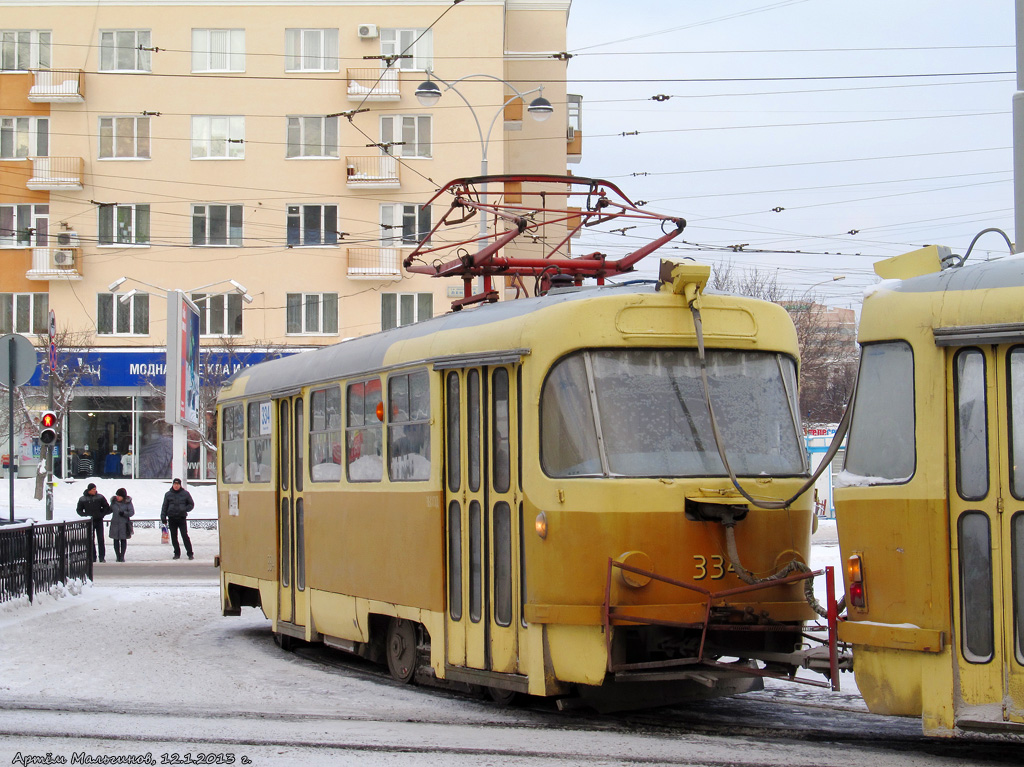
[693,555,736,580]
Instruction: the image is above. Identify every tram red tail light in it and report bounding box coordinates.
[847,554,866,609]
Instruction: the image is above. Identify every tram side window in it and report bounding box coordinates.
[310,386,342,482]
[221,403,244,484]
[541,354,602,477]
[843,341,915,483]
[346,378,383,482]
[1009,348,1024,500]
[388,369,431,481]
[247,401,272,483]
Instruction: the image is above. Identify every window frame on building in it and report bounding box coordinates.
[0,292,48,335]
[99,29,152,72]
[98,116,150,160]
[1,29,51,71]
[0,203,48,248]
[284,28,339,72]
[191,115,245,160]
[97,291,150,336]
[1,116,48,159]
[191,28,245,73]
[380,28,432,70]
[285,115,339,159]
[380,115,431,159]
[382,292,432,331]
[380,203,431,246]
[286,203,338,246]
[192,203,242,246]
[286,292,338,335]
[98,203,150,246]
[192,292,243,337]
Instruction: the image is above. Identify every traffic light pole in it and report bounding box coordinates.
[45,310,55,521]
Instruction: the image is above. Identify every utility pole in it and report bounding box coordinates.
[45,310,55,521]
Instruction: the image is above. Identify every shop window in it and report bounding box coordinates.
[346,378,382,482]
[387,369,430,481]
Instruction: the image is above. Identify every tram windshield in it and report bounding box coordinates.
[541,349,806,478]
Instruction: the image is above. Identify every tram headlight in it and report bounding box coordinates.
[535,512,548,539]
[847,554,866,609]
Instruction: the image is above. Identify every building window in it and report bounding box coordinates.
[380,29,432,70]
[286,204,338,246]
[98,203,149,246]
[192,292,242,337]
[192,28,244,72]
[1,116,48,159]
[286,293,338,335]
[97,292,149,336]
[387,369,431,481]
[286,116,338,158]
[192,204,242,246]
[0,292,48,335]
[1,30,51,70]
[99,30,151,72]
[380,115,431,158]
[382,293,432,331]
[98,116,150,159]
[284,28,338,72]
[0,203,48,248]
[380,203,430,246]
[191,116,244,159]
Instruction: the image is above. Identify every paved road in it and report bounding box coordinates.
[92,560,219,580]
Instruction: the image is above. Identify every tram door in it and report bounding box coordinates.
[444,366,521,674]
[276,395,308,630]
[948,344,1024,725]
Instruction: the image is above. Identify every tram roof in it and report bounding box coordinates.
[881,254,1024,294]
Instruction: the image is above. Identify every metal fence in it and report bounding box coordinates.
[0,520,93,604]
[126,518,218,530]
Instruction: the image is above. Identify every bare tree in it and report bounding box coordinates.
[712,261,858,424]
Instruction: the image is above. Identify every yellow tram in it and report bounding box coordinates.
[217,262,842,707]
[835,244,1024,734]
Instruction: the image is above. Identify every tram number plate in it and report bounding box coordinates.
[693,555,736,581]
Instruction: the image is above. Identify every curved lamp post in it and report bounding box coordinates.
[414,71,553,263]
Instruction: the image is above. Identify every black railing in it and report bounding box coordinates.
[0,520,93,604]
[111,518,218,531]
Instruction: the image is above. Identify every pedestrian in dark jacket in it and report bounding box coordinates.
[76,483,111,563]
[160,478,195,560]
[108,488,135,563]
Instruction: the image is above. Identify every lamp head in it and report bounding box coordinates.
[415,80,442,107]
[229,279,248,294]
[108,277,127,292]
[527,96,554,122]
[118,288,138,304]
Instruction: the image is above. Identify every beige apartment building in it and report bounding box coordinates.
[0,0,579,480]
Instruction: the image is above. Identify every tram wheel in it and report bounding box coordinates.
[487,686,518,706]
[273,632,297,652]
[386,618,418,684]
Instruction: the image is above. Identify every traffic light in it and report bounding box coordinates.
[39,411,57,446]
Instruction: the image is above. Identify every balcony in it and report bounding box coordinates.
[27,157,83,190]
[28,68,85,103]
[346,155,400,188]
[567,126,582,164]
[347,247,401,279]
[26,247,83,280]
[347,67,400,101]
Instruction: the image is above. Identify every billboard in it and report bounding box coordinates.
[165,290,201,428]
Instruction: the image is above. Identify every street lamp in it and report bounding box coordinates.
[414,71,555,297]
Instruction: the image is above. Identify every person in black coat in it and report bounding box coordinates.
[160,478,195,560]
[76,483,111,563]
[108,488,135,563]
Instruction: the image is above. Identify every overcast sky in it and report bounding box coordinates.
[563,0,1015,308]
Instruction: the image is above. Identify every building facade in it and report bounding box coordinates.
[0,0,578,481]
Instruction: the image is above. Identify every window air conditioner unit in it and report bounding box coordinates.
[566,125,576,141]
[56,230,80,248]
[53,249,76,267]
[357,23,379,39]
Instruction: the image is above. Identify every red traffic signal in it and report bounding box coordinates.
[39,411,57,446]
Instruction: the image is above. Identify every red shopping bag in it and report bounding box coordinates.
[161,524,169,544]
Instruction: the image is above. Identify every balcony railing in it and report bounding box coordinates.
[345,155,400,188]
[27,157,83,190]
[28,68,85,103]
[26,247,83,280]
[347,247,401,279]
[347,67,400,101]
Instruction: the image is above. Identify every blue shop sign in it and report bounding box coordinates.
[27,348,297,387]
